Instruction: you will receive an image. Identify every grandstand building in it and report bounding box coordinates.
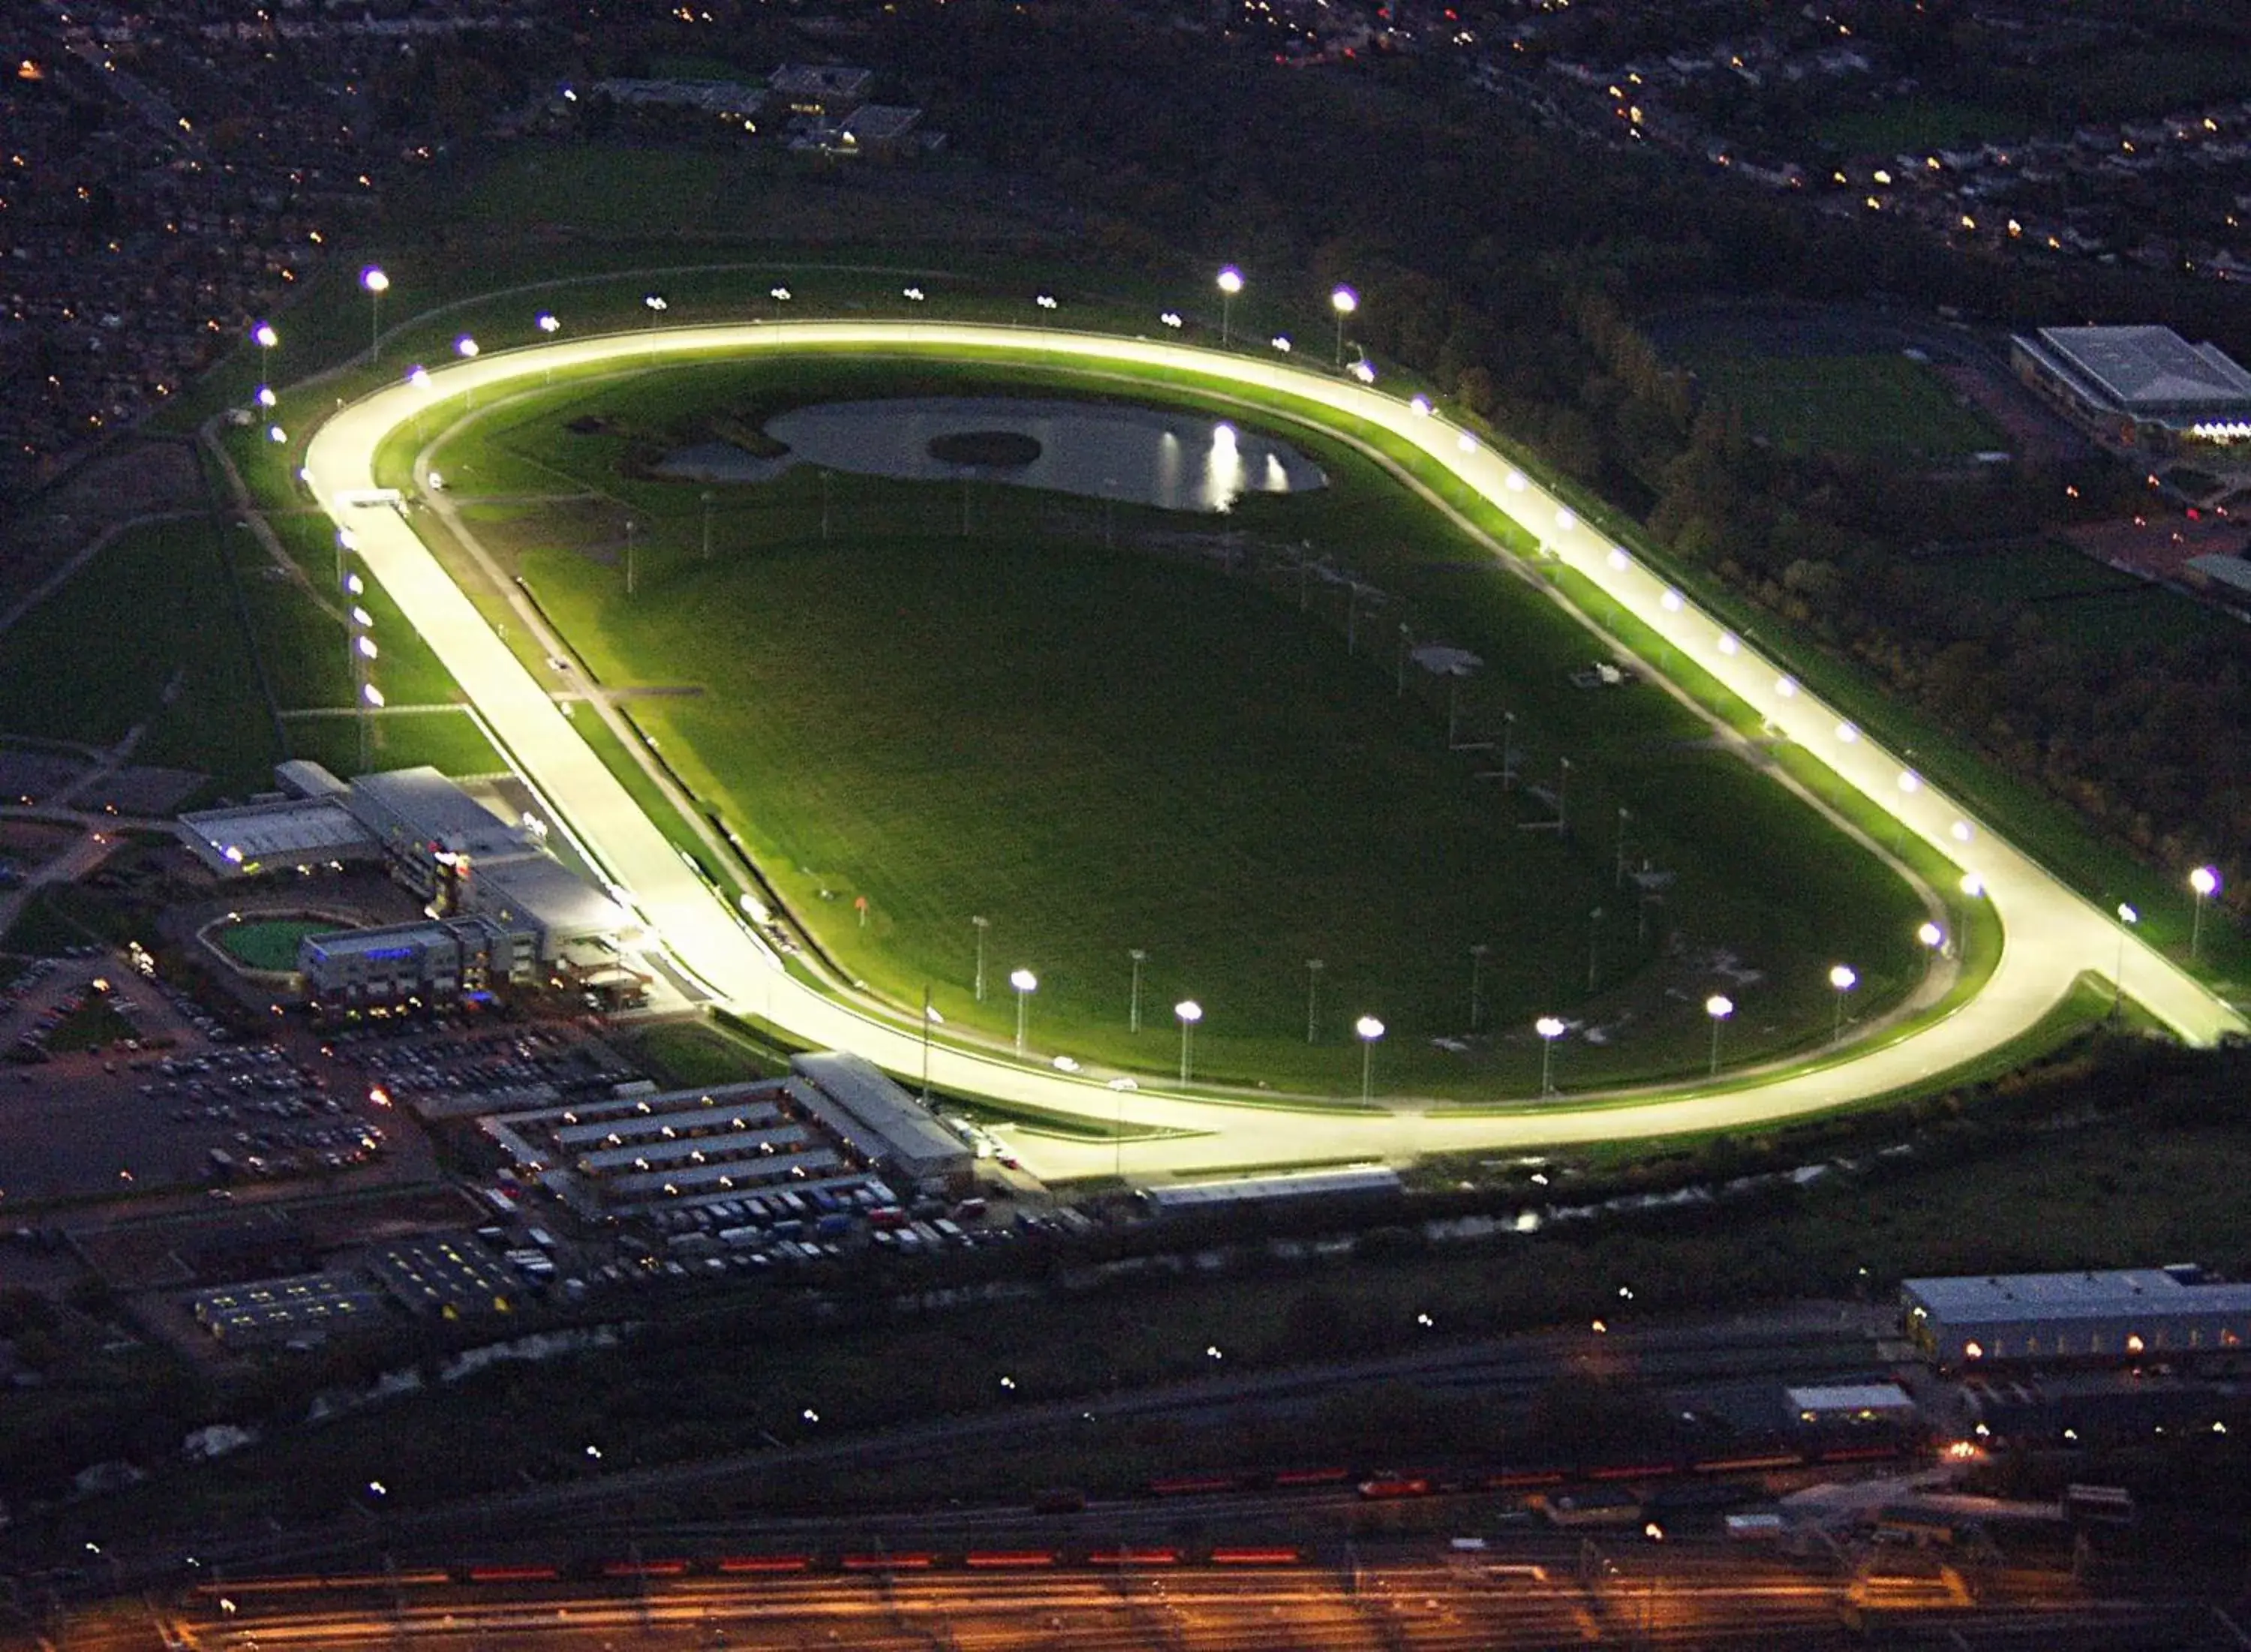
[177,761,632,1008]
[2010,325,2251,455]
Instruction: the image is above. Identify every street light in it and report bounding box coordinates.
[1917,919,1946,954]
[1330,284,1357,368]
[1469,943,1491,1031]
[1216,266,1243,347]
[1534,1015,1566,1095]
[920,990,942,1103]
[2189,866,2221,961]
[1174,999,1202,1085]
[1355,1014,1385,1102]
[1306,958,1324,1044]
[1703,993,1733,1077]
[1827,964,1857,1043]
[360,266,389,362]
[971,915,989,1001]
[2114,903,2138,1017]
[643,293,668,325]
[1128,948,1147,1034]
[536,311,560,337]
[1010,968,1038,1055]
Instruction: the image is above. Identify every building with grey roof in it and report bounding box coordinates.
[1901,1266,2251,1370]
[2011,325,2251,454]
[191,1271,386,1344]
[791,1051,972,1191]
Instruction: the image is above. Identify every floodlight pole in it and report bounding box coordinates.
[1306,960,1324,1044]
[1129,948,1147,1034]
[972,916,989,1002]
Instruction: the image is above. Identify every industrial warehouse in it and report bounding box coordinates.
[1901,1265,2251,1371]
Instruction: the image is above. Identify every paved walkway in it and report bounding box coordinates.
[299,322,2246,1182]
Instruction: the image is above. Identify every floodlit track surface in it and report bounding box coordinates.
[300,323,2244,1179]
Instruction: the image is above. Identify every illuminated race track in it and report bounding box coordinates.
[299,323,2244,1179]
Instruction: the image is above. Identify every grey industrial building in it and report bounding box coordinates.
[1901,1266,2251,1371]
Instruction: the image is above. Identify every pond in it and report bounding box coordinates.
[652,395,1327,513]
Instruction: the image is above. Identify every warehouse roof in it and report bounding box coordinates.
[1904,1266,2251,1323]
[2029,326,2251,417]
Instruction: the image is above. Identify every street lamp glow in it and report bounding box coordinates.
[1009,967,1038,1056]
[902,286,925,302]
[1660,588,1683,612]
[1159,310,1183,329]
[256,385,277,408]
[1918,921,1946,951]
[1216,266,1243,347]
[1270,335,1291,353]
[252,322,278,349]
[1836,721,1859,743]
[1408,395,1432,416]
[536,311,560,335]
[1554,507,1577,532]
[1174,998,1203,1085]
[1608,548,1630,571]
[1354,1014,1385,1103]
[1776,675,1798,697]
[355,634,378,659]
[1898,770,1922,794]
[1703,993,1733,1077]
[1035,293,1057,311]
[455,335,478,359]
[361,266,389,362]
[1828,964,1857,1043]
[1961,872,1985,898]
[1534,1015,1566,1095]
[2189,865,2222,961]
[361,683,384,707]
[266,424,287,443]
[1717,631,1739,655]
[406,365,431,389]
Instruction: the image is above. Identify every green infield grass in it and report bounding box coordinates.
[425,353,1929,1096]
[209,916,335,972]
[1672,352,2000,459]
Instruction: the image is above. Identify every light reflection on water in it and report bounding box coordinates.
[653,396,1327,513]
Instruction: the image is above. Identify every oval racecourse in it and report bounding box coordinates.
[301,322,2246,1182]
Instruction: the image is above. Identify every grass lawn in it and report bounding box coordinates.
[1924,542,2243,652]
[1677,353,2000,459]
[209,916,337,972]
[0,519,282,800]
[447,355,1928,1096]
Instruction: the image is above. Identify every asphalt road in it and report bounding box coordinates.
[296,323,2246,1181]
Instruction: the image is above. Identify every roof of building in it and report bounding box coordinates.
[2030,326,2251,417]
[191,1271,386,1339]
[365,1233,521,1316]
[474,852,630,940]
[2186,553,2251,596]
[1140,1165,1404,1210]
[771,63,873,101]
[840,104,921,142]
[790,1051,970,1175]
[1904,1267,2251,1324]
[301,917,506,966]
[1786,1382,1916,1413]
[347,766,538,861]
[275,758,350,800]
[177,795,376,873]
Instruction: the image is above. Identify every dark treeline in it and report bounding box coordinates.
[853,2,2249,903]
[570,1,2250,906]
